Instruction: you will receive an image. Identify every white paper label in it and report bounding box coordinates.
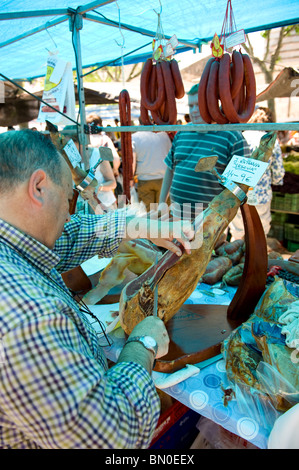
[247,187,258,205]
[224,29,246,49]
[63,139,82,167]
[222,155,269,187]
[38,55,76,125]
[164,43,174,57]
[169,34,179,49]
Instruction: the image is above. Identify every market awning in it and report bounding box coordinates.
[0,1,298,81]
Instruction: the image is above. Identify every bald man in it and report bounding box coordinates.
[0,129,193,449]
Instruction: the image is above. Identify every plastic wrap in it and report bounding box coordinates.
[222,277,299,432]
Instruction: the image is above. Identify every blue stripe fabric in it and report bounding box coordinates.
[164,130,251,217]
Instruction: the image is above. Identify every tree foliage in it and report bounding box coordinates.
[243,25,299,118]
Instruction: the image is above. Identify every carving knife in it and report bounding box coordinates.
[153,253,159,317]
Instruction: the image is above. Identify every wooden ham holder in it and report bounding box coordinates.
[62,201,268,373]
[154,203,268,373]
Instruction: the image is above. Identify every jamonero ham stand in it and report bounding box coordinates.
[62,151,269,373]
[62,201,268,373]
[153,155,268,372]
[154,202,268,373]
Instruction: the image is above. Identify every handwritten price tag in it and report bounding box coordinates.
[222,155,269,187]
[224,29,246,49]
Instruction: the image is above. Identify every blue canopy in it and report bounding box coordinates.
[1,0,299,81]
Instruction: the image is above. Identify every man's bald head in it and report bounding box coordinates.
[0,129,64,194]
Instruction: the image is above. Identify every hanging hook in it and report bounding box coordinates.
[153,0,163,16]
[45,22,58,52]
[115,1,125,87]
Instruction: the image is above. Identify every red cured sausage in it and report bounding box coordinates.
[233,75,246,114]
[152,60,177,125]
[207,59,229,124]
[220,53,256,123]
[119,89,133,201]
[170,59,185,99]
[230,50,244,99]
[148,62,157,102]
[140,59,165,111]
[140,102,152,125]
[197,57,215,124]
[151,103,170,125]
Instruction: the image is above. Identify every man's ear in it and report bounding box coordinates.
[27,169,48,207]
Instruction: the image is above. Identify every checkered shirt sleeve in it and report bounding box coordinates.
[0,212,160,449]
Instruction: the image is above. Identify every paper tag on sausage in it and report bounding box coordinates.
[222,155,269,187]
[224,29,246,49]
[169,34,179,49]
[163,43,174,58]
[63,139,82,167]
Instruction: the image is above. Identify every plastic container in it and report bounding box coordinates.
[284,223,299,242]
[271,192,299,213]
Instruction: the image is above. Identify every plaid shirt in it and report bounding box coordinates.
[0,213,160,449]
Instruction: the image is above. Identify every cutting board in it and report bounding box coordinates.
[154,304,238,373]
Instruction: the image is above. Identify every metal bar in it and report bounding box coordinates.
[0,10,68,20]
[87,122,299,133]
[82,44,192,75]
[81,41,152,76]
[0,16,69,49]
[84,12,198,49]
[76,0,117,15]
[0,72,78,125]
[70,13,89,168]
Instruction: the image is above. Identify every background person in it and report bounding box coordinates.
[89,146,117,212]
[229,107,285,241]
[64,127,117,213]
[159,83,251,220]
[132,121,172,212]
[0,129,194,449]
[86,113,121,177]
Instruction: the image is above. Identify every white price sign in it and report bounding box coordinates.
[63,139,82,168]
[224,29,246,49]
[222,155,269,187]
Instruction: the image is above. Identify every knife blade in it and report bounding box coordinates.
[153,253,159,317]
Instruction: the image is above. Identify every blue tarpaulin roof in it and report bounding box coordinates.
[0,0,299,81]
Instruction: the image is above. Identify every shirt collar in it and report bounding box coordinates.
[0,218,60,275]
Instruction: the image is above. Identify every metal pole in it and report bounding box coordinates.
[69,12,89,168]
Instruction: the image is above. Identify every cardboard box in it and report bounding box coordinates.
[150,400,199,450]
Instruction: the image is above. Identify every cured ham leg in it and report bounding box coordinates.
[119,132,277,334]
[83,240,162,304]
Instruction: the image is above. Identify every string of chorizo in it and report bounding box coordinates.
[119,89,133,202]
[170,58,185,99]
[140,57,184,126]
[219,53,256,123]
[197,57,215,124]
[140,59,165,111]
[229,50,244,100]
[206,59,229,124]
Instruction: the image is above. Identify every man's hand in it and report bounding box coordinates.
[117,316,169,372]
[125,213,194,256]
[129,316,170,359]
